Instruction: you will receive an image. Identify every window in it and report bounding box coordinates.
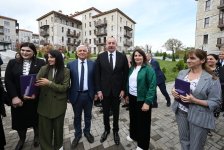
[85,31,86,36]
[120,17,122,23]
[205,0,211,11]
[203,34,208,44]
[111,15,113,21]
[111,26,113,31]
[89,13,92,18]
[89,30,91,35]
[120,37,122,42]
[46,20,47,24]
[120,27,122,32]
[85,15,86,19]
[204,17,209,28]
[219,11,224,25]
[51,17,53,22]
[89,39,91,44]
[62,36,64,42]
[85,23,86,28]
[89,22,91,27]
[62,27,64,32]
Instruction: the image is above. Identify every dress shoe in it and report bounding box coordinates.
[71,137,80,148]
[126,135,133,142]
[136,146,143,150]
[33,135,40,147]
[113,132,120,145]
[84,133,94,143]
[15,140,24,150]
[166,101,171,107]
[152,102,158,108]
[100,131,110,143]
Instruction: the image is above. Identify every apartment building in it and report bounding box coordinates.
[32,33,40,46]
[0,16,19,51]
[195,0,224,54]
[16,29,33,43]
[37,7,136,53]
[36,10,82,52]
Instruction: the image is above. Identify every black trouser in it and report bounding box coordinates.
[158,82,171,103]
[102,93,120,132]
[129,94,151,150]
[221,85,224,111]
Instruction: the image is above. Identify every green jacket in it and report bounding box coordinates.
[37,66,70,119]
[127,64,156,105]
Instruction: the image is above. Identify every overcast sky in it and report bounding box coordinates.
[0,0,197,51]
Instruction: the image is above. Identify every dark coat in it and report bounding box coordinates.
[4,58,45,130]
[0,79,6,149]
[150,59,166,85]
[95,51,129,97]
[67,59,95,104]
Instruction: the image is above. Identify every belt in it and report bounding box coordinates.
[77,90,88,93]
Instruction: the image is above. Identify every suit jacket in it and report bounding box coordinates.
[37,66,70,119]
[172,69,221,129]
[67,59,95,104]
[95,51,129,97]
[150,59,165,85]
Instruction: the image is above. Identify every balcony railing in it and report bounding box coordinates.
[218,18,224,30]
[40,31,49,37]
[217,37,224,47]
[95,20,107,28]
[40,25,49,29]
[95,30,107,36]
[95,40,106,46]
[218,0,224,10]
[74,32,80,38]
[123,40,132,47]
[0,26,4,35]
[124,25,133,31]
[124,31,132,38]
[67,41,74,46]
[74,40,81,46]
[67,31,74,37]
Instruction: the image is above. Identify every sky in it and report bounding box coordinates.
[0,0,197,52]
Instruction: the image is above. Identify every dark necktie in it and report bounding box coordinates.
[79,61,84,91]
[110,53,113,69]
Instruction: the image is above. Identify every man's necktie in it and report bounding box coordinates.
[79,61,84,91]
[110,53,113,69]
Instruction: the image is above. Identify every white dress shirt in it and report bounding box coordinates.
[78,59,88,91]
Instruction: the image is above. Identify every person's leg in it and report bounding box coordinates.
[33,125,39,147]
[102,95,111,132]
[136,101,151,150]
[158,83,171,104]
[111,95,120,133]
[83,94,93,135]
[128,94,137,141]
[53,113,65,150]
[39,115,53,150]
[189,123,208,150]
[175,109,190,150]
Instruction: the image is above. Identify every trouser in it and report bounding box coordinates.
[158,82,171,103]
[129,94,151,150]
[39,114,65,150]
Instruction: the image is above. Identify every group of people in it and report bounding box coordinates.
[0,38,222,150]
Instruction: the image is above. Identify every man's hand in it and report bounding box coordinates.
[23,94,36,100]
[97,91,103,100]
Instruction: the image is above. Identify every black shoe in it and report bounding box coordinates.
[152,103,158,108]
[166,101,171,107]
[100,131,110,143]
[71,137,80,148]
[15,140,24,150]
[84,133,94,143]
[113,132,120,145]
[33,135,39,147]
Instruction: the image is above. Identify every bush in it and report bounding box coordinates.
[38,51,42,57]
[67,52,70,58]
[162,67,166,74]
[176,60,185,71]
[162,52,167,60]
[172,67,177,72]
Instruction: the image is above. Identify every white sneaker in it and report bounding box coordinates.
[59,146,63,150]
[126,135,133,142]
[136,146,143,150]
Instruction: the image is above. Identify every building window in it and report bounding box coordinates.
[51,17,53,22]
[120,37,122,42]
[203,34,208,44]
[89,22,91,27]
[89,13,92,18]
[89,39,91,44]
[62,36,64,42]
[85,15,86,19]
[205,0,211,11]
[111,26,113,31]
[72,23,74,27]
[89,30,91,35]
[85,23,86,28]
[204,17,209,28]
[62,27,64,32]
[219,11,224,25]
[85,31,86,36]
[46,20,47,24]
[120,17,122,23]
[120,27,122,32]
[111,15,113,21]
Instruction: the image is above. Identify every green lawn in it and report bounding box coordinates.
[157,60,179,83]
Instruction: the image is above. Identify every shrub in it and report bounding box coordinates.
[38,51,42,57]
[172,67,177,72]
[162,52,167,60]
[176,60,185,71]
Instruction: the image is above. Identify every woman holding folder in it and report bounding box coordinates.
[36,50,70,150]
[171,49,221,150]
[4,42,45,150]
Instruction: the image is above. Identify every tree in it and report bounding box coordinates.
[164,38,183,61]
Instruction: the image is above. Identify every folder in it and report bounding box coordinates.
[20,74,37,97]
[175,78,190,107]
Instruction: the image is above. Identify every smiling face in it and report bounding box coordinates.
[48,53,56,66]
[207,55,218,67]
[20,46,34,60]
[134,51,144,66]
[76,45,88,61]
[106,37,117,53]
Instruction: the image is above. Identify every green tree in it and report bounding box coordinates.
[164,38,183,61]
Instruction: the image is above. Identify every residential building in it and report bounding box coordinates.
[36,10,82,52]
[32,33,40,46]
[195,0,224,54]
[37,7,136,53]
[16,29,33,43]
[0,16,19,51]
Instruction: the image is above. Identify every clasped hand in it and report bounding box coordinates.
[171,88,195,103]
[35,78,51,86]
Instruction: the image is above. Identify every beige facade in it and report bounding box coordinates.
[0,16,18,51]
[37,7,136,53]
[17,29,33,43]
[195,0,224,54]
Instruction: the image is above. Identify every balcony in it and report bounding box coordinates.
[95,40,106,46]
[67,41,74,46]
[95,20,107,28]
[124,25,133,31]
[123,40,132,47]
[67,31,74,37]
[218,19,224,30]
[124,31,132,38]
[40,25,49,29]
[74,40,81,46]
[0,26,3,35]
[74,32,80,38]
[218,0,224,10]
[40,31,49,37]
[217,37,224,48]
[95,30,107,36]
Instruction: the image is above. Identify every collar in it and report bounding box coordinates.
[78,58,87,64]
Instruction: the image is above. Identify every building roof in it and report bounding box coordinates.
[92,8,136,24]
[32,33,39,36]
[0,15,17,22]
[71,7,102,17]
[36,11,82,24]
[18,29,33,33]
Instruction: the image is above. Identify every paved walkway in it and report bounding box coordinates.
[2,82,224,150]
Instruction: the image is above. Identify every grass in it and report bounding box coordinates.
[157,59,179,83]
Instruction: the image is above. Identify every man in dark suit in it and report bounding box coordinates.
[67,45,95,148]
[95,37,129,145]
[147,53,171,107]
[218,47,224,111]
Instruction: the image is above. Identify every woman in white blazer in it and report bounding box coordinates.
[171,49,221,150]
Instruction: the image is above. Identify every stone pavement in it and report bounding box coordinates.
[2,82,224,150]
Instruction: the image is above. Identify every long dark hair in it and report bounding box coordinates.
[188,49,217,79]
[131,48,148,67]
[20,42,37,57]
[44,50,65,84]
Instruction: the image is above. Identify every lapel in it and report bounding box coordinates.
[192,70,210,95]
[72,60,79,88]
[114,51,120,71]
[103,52,113,72]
